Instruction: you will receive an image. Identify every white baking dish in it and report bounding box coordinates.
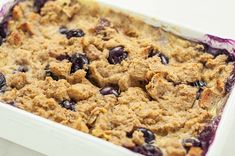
[0,0,235,156]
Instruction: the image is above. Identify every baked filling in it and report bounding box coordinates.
[0,0,234,156]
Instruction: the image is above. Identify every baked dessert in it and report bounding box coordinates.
[0,0,234,155]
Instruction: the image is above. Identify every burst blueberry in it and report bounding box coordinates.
[65,29,85,39]
[127,144,163,156]
[59,26,68,34]
[0,22,8,46]
[59,26,85,39]
[45,65,59,81]
[190,80,207,88]
[148,50,169,65]
[34,0,48,13]
[70,53,89,73]
[108,46,128,64]
[95,18,111,33]
[182,138,201,151]
[0,22,8,39]
[100,86,120,97]
[127,127,155,143]
[60,100,76,111]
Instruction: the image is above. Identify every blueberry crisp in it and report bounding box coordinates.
[0,0,235,156]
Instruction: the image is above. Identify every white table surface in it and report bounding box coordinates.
[0,0,235,156]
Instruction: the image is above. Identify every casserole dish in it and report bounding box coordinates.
[0,0,234,156]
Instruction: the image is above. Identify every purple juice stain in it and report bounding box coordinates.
[202,43,235,62]
[0,0,24,45]
[225,64,235,93]
[126,144,163,156]
[197,116,221,156]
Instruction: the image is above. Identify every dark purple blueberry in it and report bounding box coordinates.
[137,128,155,143]
[0,73,6,91]
[59,26,68,34]
[127,144,163,156]
[34,0,48,13]
[127,127,155,143]
[100,86,120,97]
[59,100,76,111]
[182,138,201,151]
[225,64,235,93]
[148,50,169,65]
[70,53,89,73]
[45,65,59,81]
[65,29,85,39]
[190,80,207,88]
[45,71,59,81]
[108,46,128,64]
[18,66,28,72]
[95,18,111,33]
[0,22,8,39]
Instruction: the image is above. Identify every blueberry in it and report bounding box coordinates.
[127,144,163,156]
[45,65,59,81]
[108,46,128,64]
[59,26,68,34]
[18,66,28,72]
[59,27,85,39]
[100,86,120,97]
[127,127,155,143]
[95,18,111,33]
[0,22,8,38]
[70,53,89,73]
[59,100,76,111]
[148,50,169,65]
[34,0,48,13]
[190,80,207,88]
[0,73,6,91]
[182,138,201,151]
[65,29,85,39]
